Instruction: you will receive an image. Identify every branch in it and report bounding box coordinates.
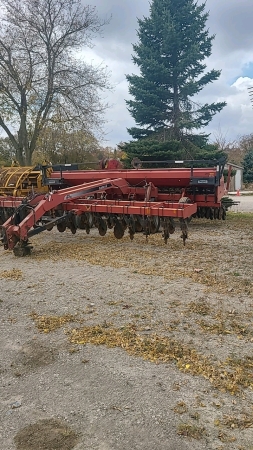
[0,83,21,112]
[0,115,18,149]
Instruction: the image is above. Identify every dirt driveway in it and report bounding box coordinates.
[0,213,253,450]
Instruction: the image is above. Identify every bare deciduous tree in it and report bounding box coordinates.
[33,122,101,165]
[0,0,110,164]
[212,126,237,151]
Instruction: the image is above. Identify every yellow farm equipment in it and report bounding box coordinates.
[0,166,48,197]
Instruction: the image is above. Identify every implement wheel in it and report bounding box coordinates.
[179,218,188,246]
[98,218,107,236]
[114,221,124,239]
[107,216,114,229]
[57,222,66,233]
[13,242,32,257]
[150,216,160,234]
[135,216,143,232]
[205,207,210,219]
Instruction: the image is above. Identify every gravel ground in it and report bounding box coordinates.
[229,194,253,213]
[0,212,253,450]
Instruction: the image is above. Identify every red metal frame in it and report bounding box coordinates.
[63,199,196,218]
[50,167,218,187]
[0,161,227,254]
[49,166,225,206]
[1,177,197,251]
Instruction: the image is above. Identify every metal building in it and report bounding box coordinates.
[225,163,243,191]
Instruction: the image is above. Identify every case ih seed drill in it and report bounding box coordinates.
[0,159,229,256]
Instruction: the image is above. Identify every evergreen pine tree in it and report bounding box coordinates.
[243,149,253,183]
[126,0,226,142]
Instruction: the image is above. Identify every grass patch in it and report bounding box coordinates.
[226,212,253,220]
[221,413,253,430]
[218,431,236,443]
[173,402,188,414]
[30,315,253,395]
[69,323,253,394]
[177,423,207,439]
[185,300,211,316]
[0,268,23,280]
[226,356,253,371]
[197,319,253,338]
[30,237,253,295]
[30,312,77,332]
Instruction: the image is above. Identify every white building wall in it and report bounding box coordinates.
[225,164,243,191]
[235,169,242,190]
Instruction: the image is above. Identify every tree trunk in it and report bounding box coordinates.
[25,146,32,165]
[173,80,181,140]
[17,90,29,165]
[16,146,25,166]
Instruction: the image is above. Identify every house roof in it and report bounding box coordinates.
[225,162,243,170]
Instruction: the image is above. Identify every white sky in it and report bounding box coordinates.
[82,0,253,148]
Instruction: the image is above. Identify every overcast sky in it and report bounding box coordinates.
[83,0,253,148]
